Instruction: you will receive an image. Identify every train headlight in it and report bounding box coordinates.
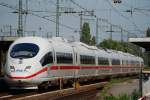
[10,66,15,72]
[24,66,31,72]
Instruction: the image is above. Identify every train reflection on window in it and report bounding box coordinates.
[56,52,73,64]
[98,57,109,65]
[40,52,53,66]
[80,55,95,65]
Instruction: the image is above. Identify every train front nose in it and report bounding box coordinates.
[5,62,38,89]
[5,41,41,89]
[5,65,31,82]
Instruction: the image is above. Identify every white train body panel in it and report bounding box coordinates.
[4,36,144,89]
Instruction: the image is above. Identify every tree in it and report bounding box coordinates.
[80,22,91,45]
[90,36,96,45]
[98,39,112,49]
[146,27,150,37]
[98,39,143,57]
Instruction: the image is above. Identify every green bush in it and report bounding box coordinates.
[131,90,140,100]
[104,94,130,100]
[102,90,140,100]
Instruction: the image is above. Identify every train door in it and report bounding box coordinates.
[72,46,77,64]
[72,46,78,78]
[48,46,56,74]
[109,58,113,74]
[95,50,98,75]
[47,44,57,78]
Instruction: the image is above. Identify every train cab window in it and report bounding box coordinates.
[98,57,109,65]
[56,52,73,64]
[80,55,95,65]
[10,43,39,58]
[40,52,53,66]
[112,59,120,65]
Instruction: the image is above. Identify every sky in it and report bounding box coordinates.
[0,0,150,43]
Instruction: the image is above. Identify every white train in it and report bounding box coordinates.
[4,37,144,89]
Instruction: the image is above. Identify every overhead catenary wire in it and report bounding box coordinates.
[0,0,144,39]
[135,10,150,18]
[72,0,136,42]
[133,8,150,18]
[48,0,57,6]
[119,1,150,32]
[105,0,143,34]
[0,2,78,32]
[69,0,135,43]
[0,1,128,34]
[70,0,96,17]
[27,0,80,32]
[0,1,130,37]
[121,0,150,18]
[70,0,88,11]
[70,0,133,33]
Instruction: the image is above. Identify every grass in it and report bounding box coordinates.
[97,77,139,100]
[102,90,140,100]
[143,66,150,71]
[109,77,132,84]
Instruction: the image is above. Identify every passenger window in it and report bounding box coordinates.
[40,52,53,66]
[80,55,95,65]
[112,59,120,65]
[56,52,73,64]
[98,57,109,65]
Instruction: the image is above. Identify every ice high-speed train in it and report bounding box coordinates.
[4,37,144,89]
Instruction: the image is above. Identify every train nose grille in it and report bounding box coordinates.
[16,69,24,72]
[10,65,31,72]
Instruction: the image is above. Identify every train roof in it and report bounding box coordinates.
[11,36,143,62]
[48,37,143,61]
[10,36,50,48]
[71,42,98,50]
[48,37,68,43]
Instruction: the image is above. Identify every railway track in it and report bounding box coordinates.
[0,82,106,100]
[0,76,138,100]
[0,88,37,99]
[53,89,99,100]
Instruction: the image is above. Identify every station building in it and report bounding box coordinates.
[0,37,18,76]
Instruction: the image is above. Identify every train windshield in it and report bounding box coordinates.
[10,43,39,58]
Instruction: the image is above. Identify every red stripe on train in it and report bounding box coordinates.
[7,65,112,79]
[50,66,81,70]
[50,66,112,70]
[7,67,48,79]
[81,66,112,69]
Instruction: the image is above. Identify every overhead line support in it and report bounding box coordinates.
[17,0,23,37]
[56,0,60,37]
